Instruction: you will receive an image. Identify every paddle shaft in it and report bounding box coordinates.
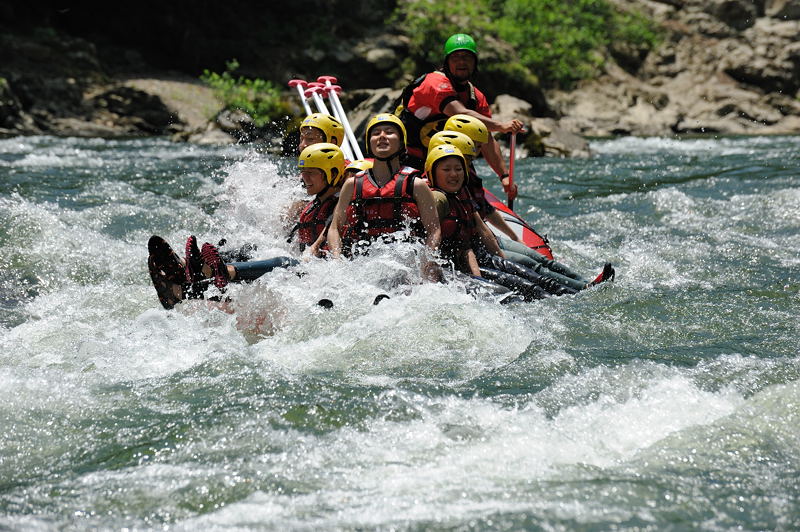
[508,133,516,210]
[318,76,364,160]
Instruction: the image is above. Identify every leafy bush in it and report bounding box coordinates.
[392,0,661,89]
[200,59,292,126]
[497,0,660,87]
[391,0,496,73]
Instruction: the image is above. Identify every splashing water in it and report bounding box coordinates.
[1,134,798,530]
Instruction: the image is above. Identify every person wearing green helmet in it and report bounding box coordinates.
[395,33,524,200]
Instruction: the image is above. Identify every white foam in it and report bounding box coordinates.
[591,135,798,156]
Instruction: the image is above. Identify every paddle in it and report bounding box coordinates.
[318,76,365,160]
[508,132,517,210]
[304,86,356,160]
[288,79,312,115]
[304,85,330,115]
[320,85,358,161]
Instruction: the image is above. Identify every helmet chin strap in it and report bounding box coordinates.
[316,182,331,198]
[374,148,405,163]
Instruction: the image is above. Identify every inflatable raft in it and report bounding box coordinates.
[483,189,553,260]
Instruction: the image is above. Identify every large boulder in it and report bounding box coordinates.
[549,0,800,137]
[703,0,760,30]
[346,87,402,141]
[492,95,591,157]
[718,18,800,93]
[91,86,180,135]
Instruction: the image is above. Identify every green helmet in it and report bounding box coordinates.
[444,33,478,58]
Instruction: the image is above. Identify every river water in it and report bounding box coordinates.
[1,135,798,530]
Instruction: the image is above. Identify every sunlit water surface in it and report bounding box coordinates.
[1,135,798,530]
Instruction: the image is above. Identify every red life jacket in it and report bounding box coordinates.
[288,194,338,250]
[434,187,477,258]
[397,71,488,160]
[344,166,423,244]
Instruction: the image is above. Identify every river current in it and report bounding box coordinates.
[1,135,798,530]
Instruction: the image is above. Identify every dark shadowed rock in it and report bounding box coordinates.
[91,86,180,134]
[704,0,759,30]
[0,77,38,135]
[766,0,800,18]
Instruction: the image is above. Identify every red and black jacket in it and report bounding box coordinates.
[398,71,487,160]
[288,194,338,251]
[343,167,423,246]
[433,186,477,260]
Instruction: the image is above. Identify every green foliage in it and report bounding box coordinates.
[497,0,660,87]
[200,59,292,127]
[391,0,661,89]
[391,0,496,72]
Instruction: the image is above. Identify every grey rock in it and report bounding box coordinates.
[766,0,800,18]
[365,48,398,71]
[492,94,591,157]
[347,87,402,140]
[48,117,136,138]
[187,123,236,145]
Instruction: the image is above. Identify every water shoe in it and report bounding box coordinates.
[147,235,185,309]
[589,262,616,287]
[201,242,230,289]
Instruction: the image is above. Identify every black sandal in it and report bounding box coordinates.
[148,235,186,309]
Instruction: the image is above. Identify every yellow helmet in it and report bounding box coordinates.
[424,144,467,181]
[365,113,407,157]
[301,113,345,147]
[297,143,346,187]
[428,131,477,159]
[344,159,373,174]
[444,114,489,144]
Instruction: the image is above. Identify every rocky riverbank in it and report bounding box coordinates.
[548,0,800,137]
[1,0,798,157]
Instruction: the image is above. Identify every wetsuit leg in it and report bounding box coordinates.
[479,253,578,296]
[228,256,299,282]
[502,250,587,292]
[478,267,549,301]
[497,235,589,283]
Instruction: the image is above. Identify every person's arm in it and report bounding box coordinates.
[412,178,442,282]
[485,209,520,243]
[305,230,327,258]
[284,199,308,232]
[463,248,481,276]
[473,212,505,257]
[327,177,355,259]
[442,99,522,200]
[442,100,523,134]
